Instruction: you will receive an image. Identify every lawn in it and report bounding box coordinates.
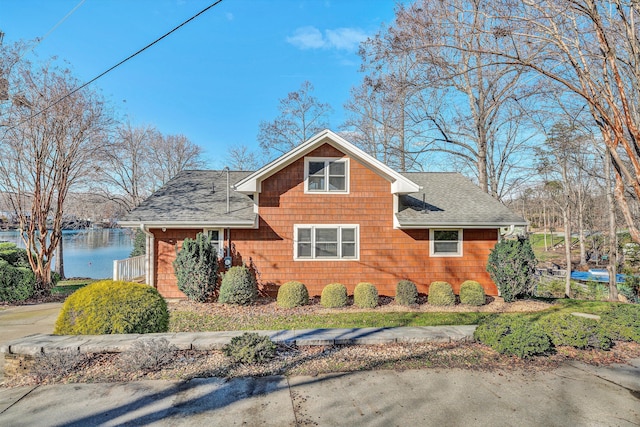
[168,299,614,332]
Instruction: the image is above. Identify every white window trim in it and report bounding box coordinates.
[303,157,350,194]
[429,228,463,257]
[294,224,359,261]
[203,228,225,258]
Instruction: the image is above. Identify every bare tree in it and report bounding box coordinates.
[149,133,205,190]
[258,81,333,158]
[226,145,260,171]
[0,57,110,293]
[463,0,640,242]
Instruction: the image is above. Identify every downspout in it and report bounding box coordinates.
[140,224,155,286]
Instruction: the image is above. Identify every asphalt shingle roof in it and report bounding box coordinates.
[120,170,256,226]
[397,172,527,227]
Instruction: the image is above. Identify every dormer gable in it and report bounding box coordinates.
[233,129,420,194]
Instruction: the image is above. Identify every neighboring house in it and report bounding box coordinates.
[120,130,527,298]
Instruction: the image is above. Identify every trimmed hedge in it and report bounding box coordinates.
[0,261,36,302]
[474,315,551,358]
[321,283,348,308]
[218,266,258,305]
[277,281,309,308]
[395,280,418,306]
[538,313,612,350]
[459,280,485,306]
[354,282,378,308]
[54,280,169,335]
[428,281,455,306]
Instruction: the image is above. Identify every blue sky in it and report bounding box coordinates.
[1,0,399,167]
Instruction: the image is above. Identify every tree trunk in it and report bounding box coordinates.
[578,190,587,265]
[543,202,548,252]
[55,232,65,280]
[605,147,618,301]
[563,204,572,298]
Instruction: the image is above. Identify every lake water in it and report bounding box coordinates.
[0,228,134,279]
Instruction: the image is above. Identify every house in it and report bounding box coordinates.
[119,130,527,298]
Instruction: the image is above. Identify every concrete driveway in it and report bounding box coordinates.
[1,359,639,426]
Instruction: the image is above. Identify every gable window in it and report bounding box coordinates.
[304,157,349,193]
[430,229,463,257]
[294,224,359,260]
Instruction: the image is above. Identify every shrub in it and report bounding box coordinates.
[173,232,219,302]
[353,282,378,308]
[601,304,640,343]
[0,261,36,302]
[486,238,537,302]
[222,332,276,364]
[130,229,146,257]
[32,350,87,381]
[277,281,309,308]
[54,280,169,335]
[459,280,486,306]
[320,283,348,308]
[428,281,455,306]
[218,266,258,305]
[538,313,612,350]
[119,338,177,372]
[474,315,551,358]
[0,242,30,267]
[395,280,418,306]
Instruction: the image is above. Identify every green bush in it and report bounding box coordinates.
[0,261,36,302]
[538,313,612,350]
[353,282,378,308]
[54,280,169,335]
[395,280,418,306]
[474,315,551,358]
[277,281,309,308]
[130,229,146,257]
[173,232,219,302]
[320,283,348,308]
[0,242,30,267]
[486,238,537,302]
[601,304,640,343]
[218,266,258,305]
[428,281,455,306]
[459,280,486,306]
[222,332,276,364]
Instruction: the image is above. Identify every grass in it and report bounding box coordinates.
[50,279,96,295]
[168,299,629,332]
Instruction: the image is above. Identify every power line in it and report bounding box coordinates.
[4,0,224,132]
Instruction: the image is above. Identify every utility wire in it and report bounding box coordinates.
[5,0,224,132]
[38,0,86,46]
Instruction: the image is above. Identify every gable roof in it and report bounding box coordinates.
[119,170,256,228]
[234,129,421,194]
[396,172,527,228]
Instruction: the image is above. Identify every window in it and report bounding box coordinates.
[294,225,359,260]
[204,229,224,257]
[430,229,463,257]
[304,157,349,193]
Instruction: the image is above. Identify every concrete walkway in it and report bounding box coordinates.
[1,359,639,426]
[0,303,62,348]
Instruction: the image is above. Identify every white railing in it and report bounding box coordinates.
[113,255,145,282]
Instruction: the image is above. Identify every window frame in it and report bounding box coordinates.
[303,157,350,194]
[203,228,225,258]
[294,224,359,261]
[429,228,463,257]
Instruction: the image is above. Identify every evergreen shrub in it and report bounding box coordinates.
[320,283,348,308]
[218,266,258,305]
[353,282,378,308]
[395,280,418,306]
[486,238,537,302]
[276,281,309,308]
[474,315,551,358]
[0,261,35,302]
[173,232,219,302]
[54,280,169,335]
[428,281,455,306]
[223,332,276,364]
[459,280,486,306]
[601,304,640,343]
[538,313,612,350]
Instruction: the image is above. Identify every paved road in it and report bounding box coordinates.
[1,358,639,426]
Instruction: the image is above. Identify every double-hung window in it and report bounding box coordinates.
[430,229,463,257]
[295,225,358,260]
[305,157,349,193]
[204,228,224,257]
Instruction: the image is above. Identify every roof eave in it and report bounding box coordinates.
[119,218,258,229]
[396,221,529,229]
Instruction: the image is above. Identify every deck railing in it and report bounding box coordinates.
[113,255,145,282]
